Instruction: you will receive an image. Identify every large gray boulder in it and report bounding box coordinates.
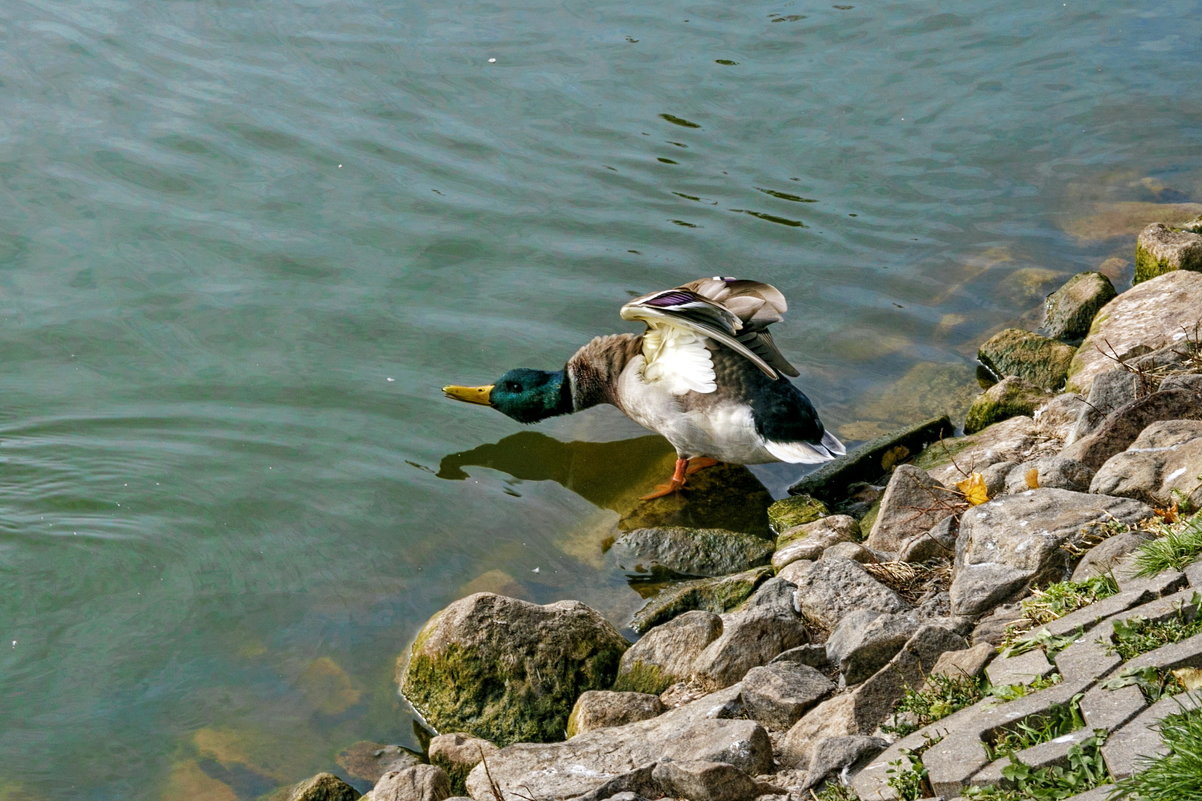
[567,691,664,737]
[610,527,772,578]
[463,691,773,801]
[782,557,910,630]
[1066,270,1202,394]
[914,415,1050,487]
[690,578,811,688]
[1090,419,1202,508]
[864,465,954,553]
[978,328,1076,391]
[286,773,361,801]
[950,489,1152,616]
[1062,386,1202,469]
[825,610,921,685]
[398,593,628,745]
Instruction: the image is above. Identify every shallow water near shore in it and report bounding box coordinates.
[1,1,1200,798]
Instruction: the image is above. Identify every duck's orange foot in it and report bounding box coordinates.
[640,456,707,500]
[684,456,721,475]
[640,477,687,500]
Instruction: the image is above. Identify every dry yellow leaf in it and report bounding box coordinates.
[956,472,990,505]
[1025,468,1040,489]
[1173,667,1202,691]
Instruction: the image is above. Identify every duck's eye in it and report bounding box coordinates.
[504,381,521,393]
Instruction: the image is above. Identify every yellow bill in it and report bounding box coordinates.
[442,384,494,405]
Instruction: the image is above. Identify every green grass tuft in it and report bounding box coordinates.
[1132,512,1202,577]
[1108,705,1202,800]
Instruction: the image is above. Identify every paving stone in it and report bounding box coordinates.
[969,727,1098,787]
[851,702,985,801]
[1115,560,1187,595]
[1042,587,1154,636]
[1054,633,1122,682]
[1080,682,1147,731]
[1186,559,1202,588]
[1102,690,1202,778]
[985,648,1054,687]
[922,677,1094,798]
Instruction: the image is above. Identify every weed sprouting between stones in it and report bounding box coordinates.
[984,693,1085,761]
[1132,511,1202,577]
[999,574,1119,654]
[886,744,933,801]
[1105,592,1202,660]
[963,732,1109,801]
[883,673,1061,737]
[1103,664,1189,703]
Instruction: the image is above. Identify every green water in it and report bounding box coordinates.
[1,1,1199,797]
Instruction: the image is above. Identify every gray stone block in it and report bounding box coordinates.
[1054,634,1121,683]
[985,648,1055,687]
[1080,682,1146,731]
[1102,691,1202,778]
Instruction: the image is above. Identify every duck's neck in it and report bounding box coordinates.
[566,333,642,411]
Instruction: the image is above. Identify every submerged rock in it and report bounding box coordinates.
[965,376,1050,434]
[1066,270,1202,394]
[630,567,772,633]
[1043,271,1117,341]
[335,742,421,784]
[398,593,628,745]
[977,328,1076,391]
[1135,220,1202,283]
[610,527,772,578]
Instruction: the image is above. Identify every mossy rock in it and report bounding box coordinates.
[964,376,1050,434]
[1135,220,1202,283]
[630,567,772,633]
[977,328,1076,391]
[398,593,628,746]
[767,495,829,534]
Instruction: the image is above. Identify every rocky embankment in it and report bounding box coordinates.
[284,218,1202,801]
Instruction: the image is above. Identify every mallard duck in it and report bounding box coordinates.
[443,277,845,498]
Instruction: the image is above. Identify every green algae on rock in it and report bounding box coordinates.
[964,376,1050,434]
[398,593,627,746]
[1135,220,1202,283]
[977,327,1076,391]
[768,495,830,534]
[630,566,773,633]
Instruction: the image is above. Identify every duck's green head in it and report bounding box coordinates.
[443,368,571,424]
